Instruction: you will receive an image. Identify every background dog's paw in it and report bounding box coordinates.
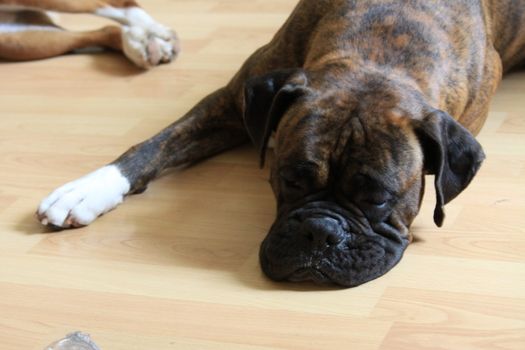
[37,166,130,229]
[122,25,180,69]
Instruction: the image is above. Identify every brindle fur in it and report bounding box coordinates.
[90,0,523,286]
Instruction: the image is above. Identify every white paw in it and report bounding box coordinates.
[122,25,180,69]
[95,6,180,68]
[37,165,130,229]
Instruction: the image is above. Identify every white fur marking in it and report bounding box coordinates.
[95,6,156,27]
[45,11,60,25]
[94,6,177,68]
[38,165,130,228]
[0,23,60,33]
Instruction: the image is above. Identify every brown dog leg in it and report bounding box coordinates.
[37,88,248,228]
[0,0,138,13]
[0,25,122,61]
[0,0,179,67]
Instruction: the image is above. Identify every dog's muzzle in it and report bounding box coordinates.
[259,201,409,287]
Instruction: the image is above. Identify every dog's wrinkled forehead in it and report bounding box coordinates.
[342,112,420,165]
[272,102,340,185]
[274,100,422,186]
[336,113,423,195]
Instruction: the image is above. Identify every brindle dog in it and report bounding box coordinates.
[38,0,525,287]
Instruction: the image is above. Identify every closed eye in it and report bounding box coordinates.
[279,162,319,193]
[363,199,388,208]
[283,178,303,190]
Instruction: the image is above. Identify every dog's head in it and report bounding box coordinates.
[243,68,485,287]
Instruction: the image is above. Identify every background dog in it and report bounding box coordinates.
[0,0,180,68]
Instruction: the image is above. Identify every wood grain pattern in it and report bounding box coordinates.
[0,1,524,349]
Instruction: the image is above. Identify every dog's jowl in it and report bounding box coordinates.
[37,0,525,287]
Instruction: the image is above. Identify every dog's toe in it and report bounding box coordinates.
[122,25,180,69]
[37,166,130,229]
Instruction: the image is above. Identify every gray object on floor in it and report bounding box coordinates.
[44,332,101,350]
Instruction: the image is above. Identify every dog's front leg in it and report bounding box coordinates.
[37,88,248,228]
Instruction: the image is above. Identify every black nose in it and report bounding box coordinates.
[301,217,345,249]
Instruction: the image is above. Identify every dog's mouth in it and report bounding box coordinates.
[287,267,332,284]
[259,247,335,285]
[259,201,409,287]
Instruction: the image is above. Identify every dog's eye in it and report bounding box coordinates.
[282,177,303,190]
[364,199,388,208]
[279,167,308,192]
[350,174,393,208]
[361,191,391,208]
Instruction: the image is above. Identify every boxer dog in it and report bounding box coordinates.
[36,0,525,287]
[0,0,179,68]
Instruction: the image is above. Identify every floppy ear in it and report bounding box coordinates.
[243,68,309,167]
[414,110,485,227]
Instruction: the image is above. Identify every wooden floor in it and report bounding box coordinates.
[1,1,524,349]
